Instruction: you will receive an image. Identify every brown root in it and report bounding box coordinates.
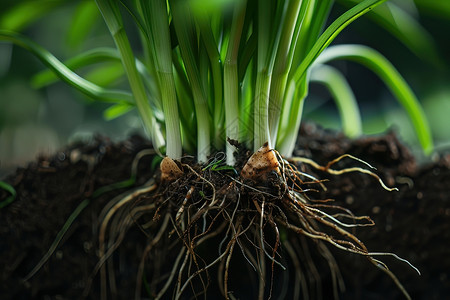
[83,147,416,299]
[290,154,399,192]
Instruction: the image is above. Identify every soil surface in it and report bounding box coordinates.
[1,124,449,299]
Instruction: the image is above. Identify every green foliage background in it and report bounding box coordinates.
[0,0,449,176]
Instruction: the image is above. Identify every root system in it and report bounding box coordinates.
[86,146,418,299]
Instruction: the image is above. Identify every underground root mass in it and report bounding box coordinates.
[87,145,417,300]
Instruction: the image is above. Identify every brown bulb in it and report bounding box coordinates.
[160,157,183,181]
[241,142,280,180]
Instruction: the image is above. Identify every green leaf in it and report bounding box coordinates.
[103,102,135,120]
[151,156,163,173]
[293,0,388,83]
[170,0,211,162]
[0,31,134,104]
[67,1,100,48]
[196,10,224,149]
[84,62,124,87]
[31,47,122,88]
[337,0,441,66]
[276,76,308,157]
[289,0,333,76]
[190,0,237,15]
[414,0,450,20]
[0,1,64,31]
[279,0,387,157]
[30,47,162,112]
[0,181,16,209]
[317,44,434,155]
[269,0,304,145]
[224,0,246,163]
[95,0,164,153]
[144,0,182,160]
[310,63,362,138]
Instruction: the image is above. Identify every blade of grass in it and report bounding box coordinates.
[199,43,211,128]
[67,1,100,48]
[125,0,161,94]
[288,0,320,80]
[31,47,160,110]
[310,63,362,138]
[277,76,308,157]
[83,62,124,87]
[268,0,302,145]
[274,0,333,151]
[337,0,441,66]
[170,0,211,162]
[294,0,334,65]
[24,173,143,281]
[414,0,450,19]
[95,0,164,153]
[223,0,246,165]
[0,31,134,104]
[144,0,182,159]
[172,51,196,133]
[253,0,274,151]
[32,47,124,88]
[279,0,387,156]
[23,198,90,281]
[238,32,256,83]
[0,181,16,209]
[316,44,434,154]
[272,0,313,152]
[103,102,134,120]
[197,11,225,150]
[239,58,255,150]
[0,1,63,31]
[292,0,388,83]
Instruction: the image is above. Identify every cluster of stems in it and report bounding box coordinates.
[94,0,407,165]
[1,0,433,166]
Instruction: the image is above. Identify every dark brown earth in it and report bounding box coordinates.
[1,124,449,299]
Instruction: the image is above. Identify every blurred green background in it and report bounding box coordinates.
[0,0,449,176]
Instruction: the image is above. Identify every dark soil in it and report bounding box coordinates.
[1,124,449,299]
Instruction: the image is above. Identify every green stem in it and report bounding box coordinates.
[288,0,316,81]
[317,45,434,154]
[147,0,182,159]
[95,0,163,151]
[279,0,388,157]
[171,0,210,162]
[292,0,388,83]
[224,0,246,165]
[269,0,302,146]
[277,77,308,157]
[254,0,272,151]
[114,29,161,144]
[198,14,224,150]
[254,70,272,150]
[310,64,362,138]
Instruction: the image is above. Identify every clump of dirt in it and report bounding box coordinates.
[1,125,449,299]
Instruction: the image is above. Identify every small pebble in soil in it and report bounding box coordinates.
[345,195,354,205]
[372,206,381,214]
